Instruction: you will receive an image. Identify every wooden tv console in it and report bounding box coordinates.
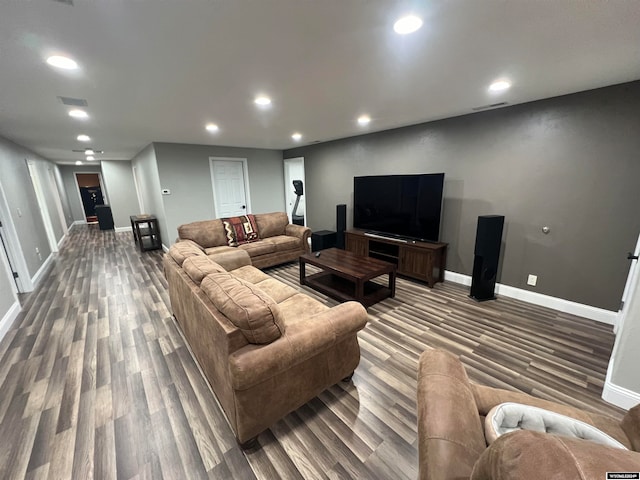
[345,230,447,288]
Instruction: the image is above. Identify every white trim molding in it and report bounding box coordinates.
[32,253,54,288]
[602,379,640,410]
[444,271,616,325]
[0,301,21,342]
[115,226,132,233]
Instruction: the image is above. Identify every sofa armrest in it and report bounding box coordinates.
[471,429,640,480]
[622,403,640,451]
[285,224,312,252]
[228,301,367,390]
[418,349,487,480]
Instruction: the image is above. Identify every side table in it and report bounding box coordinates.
[130,215,162,251]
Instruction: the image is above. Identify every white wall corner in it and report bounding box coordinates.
[0,301,21,342]
[602,379,640,410]
[444,270,617,325]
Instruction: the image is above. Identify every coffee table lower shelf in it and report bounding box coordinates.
[303,271,392,308]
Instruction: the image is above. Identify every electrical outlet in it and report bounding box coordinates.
[527,274,537,286]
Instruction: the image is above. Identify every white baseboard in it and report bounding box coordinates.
[444,270,616,325]
[0,301,21,342]
[72,220,87,226]
[162,244,169,253]
[602,379,640,410]
[115,226,133,233]
[32,253,54,287]
[57,232,67,249]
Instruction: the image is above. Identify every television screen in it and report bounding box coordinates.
[353,173,444,242]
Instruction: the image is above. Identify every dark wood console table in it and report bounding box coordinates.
[345,230,447,287]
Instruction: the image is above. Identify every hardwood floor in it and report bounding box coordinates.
[0,225,624,479]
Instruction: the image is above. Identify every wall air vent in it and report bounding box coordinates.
[51,0,74,5]
[472,102,508,112]
[58,96,87,107]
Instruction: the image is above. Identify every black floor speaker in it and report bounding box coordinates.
[470,215,504,301]
[336,204,346,249]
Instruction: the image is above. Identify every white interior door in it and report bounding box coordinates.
[283,157,306,225]
[210,158,251,218]
[0,181,31,292]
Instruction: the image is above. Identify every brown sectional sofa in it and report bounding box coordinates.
[417,349,640,480]
[177,211,311,269]
[163,240,368,446]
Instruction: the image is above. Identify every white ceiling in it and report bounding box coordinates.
[1,1,639,165]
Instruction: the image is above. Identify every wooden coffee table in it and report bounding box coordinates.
[299,248,396,307]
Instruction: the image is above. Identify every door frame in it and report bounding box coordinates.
[131,165,145,213]
[74,171,108,223]
[0,180,32,292]
[209,157,251,218]
[283,157,306,226]
[26,160,59,253]
[48,167,68,237]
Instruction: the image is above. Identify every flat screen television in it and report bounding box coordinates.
[353,173,445,242]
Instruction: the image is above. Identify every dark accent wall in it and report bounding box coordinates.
[285,81,640,311]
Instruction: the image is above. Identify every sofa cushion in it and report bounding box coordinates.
[230,265,271,284]
[178,219,228,248]
[182,256,226,284]
[278,294,328,327]
[205,245,237,255]
[255,212,288,238]
[168,240,206,266]
[201,272,284,344]
[222,215,260,246]
[267,235,301,252]
[238,241,276,257]
[253,278,299,303]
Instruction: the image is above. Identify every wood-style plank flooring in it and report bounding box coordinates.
[0,225,624,479]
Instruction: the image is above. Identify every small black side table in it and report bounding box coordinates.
[130,215,162,251]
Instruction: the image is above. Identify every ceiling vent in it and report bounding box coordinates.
[58,96,87,107]
[51,0,74,5]
[472,102,508,112]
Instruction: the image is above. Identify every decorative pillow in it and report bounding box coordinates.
[222,215,260,247]
[182,256,226,284]
[485,402,627,449]
[200,272,284,344]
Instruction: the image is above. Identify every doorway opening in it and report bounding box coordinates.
[284,157,306,226]
[209,157,251,218]
[75,173,106,224]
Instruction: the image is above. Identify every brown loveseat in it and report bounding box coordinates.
[417,349,640,480]
[177,211,311,269]
[163,241,368,446]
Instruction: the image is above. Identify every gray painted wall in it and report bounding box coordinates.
[131,144,167,245]
[59,165,104,223]
[101,160,140,228]
[0,136,56,277]
[153,142,285,246]
[285,81,640,311]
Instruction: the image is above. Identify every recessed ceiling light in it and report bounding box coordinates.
[77,134,90,142]
[291,132,302,141]
[357,115,371,126]
[75,161,82,165]
[84,149,95,155]
[205,123,219,132]
[489,80,512,92]
[393,15,423,35]
[86,156,95,161]
[46,55,78,70]
[68,109,88,119]
[254,96,272,106]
